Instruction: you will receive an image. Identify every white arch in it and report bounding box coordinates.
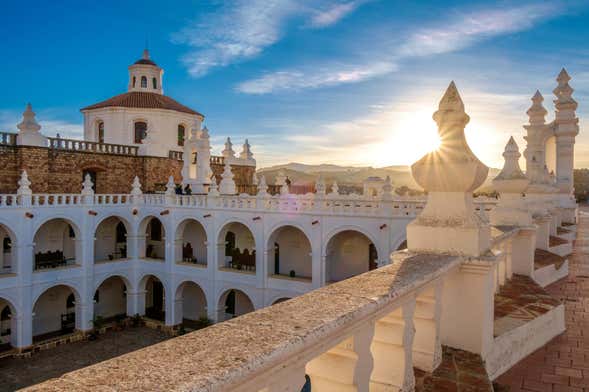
[33,215,82,239]
[266,221,312,245]
[92,214,132,235]
[32,281,83,306]
[93,273,133,294]
[215,217,257,246]
[323,225,379,257]
[175,217,208,240]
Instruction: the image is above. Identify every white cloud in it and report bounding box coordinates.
[399,3,561,57]
[173,0,368,77]
[308,1,367,28]
[237,2,567,94]
[236,61,396,94]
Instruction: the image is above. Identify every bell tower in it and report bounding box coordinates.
[128,49,164,94]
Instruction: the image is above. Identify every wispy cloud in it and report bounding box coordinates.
[237,2,568,94]
[399,3,561,57]
[236,61,395,94]
[173,0,368,77]
[308,0,368,28]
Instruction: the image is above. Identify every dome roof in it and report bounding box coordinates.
[133,49,158,67]
[81,91,203,116]
[134,58,158,66]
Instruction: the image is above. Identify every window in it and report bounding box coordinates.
[177,125,185,146]
[134,121,147,144]
[97,121,105,143]
[152,77,157,89]
[132,76,136,87]
[141,76,147,88]
[68,224,75,238]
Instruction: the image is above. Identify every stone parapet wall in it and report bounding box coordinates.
[0,145,253,194]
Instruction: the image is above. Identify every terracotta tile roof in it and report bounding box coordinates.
[81,92,203,116]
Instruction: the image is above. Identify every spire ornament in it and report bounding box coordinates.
[17,170,32,196]
[407,82,490,256]
[16,103,47,147]
[240,139,254,160]
[222,137,235,159]
[219,161,236,195]
[490,137,531,226]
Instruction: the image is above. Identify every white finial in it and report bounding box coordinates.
[280,179,290,196]
[143,48,150,60]
[329,181,339,197]
[131,176,143,196]
[219,161,236,195]
[315,175,326,195]
[553,68,577,109]
[275,170,286,187]
[17,170,32,196]
[165,176,175,196]
[81,173,95,196]
[17,103,41,134]
[222,137,235,159]
[493,137,528,190]
[408,82,490,257]
[526,90,547,125]
[209,175,220,196]
[201,126,210,139]
[257,175,268,197]
[240,139,254,160]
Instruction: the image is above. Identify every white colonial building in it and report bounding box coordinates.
[0,60,581,390]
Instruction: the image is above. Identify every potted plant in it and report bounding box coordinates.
[289,270,296,278]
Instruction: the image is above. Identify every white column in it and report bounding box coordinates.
[76,301,93,332]
[441,263,494,356]
[370,300,416,391]
[306,322,375,392]
[126,290,146,316]
[510,228,536,276]
[535,216,551,250]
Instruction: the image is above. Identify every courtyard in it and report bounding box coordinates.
[0,327,171,391]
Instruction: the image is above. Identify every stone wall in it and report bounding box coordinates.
[0,146,254,194]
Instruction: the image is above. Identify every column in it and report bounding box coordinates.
[165,296,182,326]
[306,322,375,392]
[441,263,494,356]
[126,289,146,316]
[535,216,550,250]
[370,300,416,391]
[76,301,93,332]
[413,282,443,372]
[510,228,536,276]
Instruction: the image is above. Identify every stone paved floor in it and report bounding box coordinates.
[415,346,494,391]
[535,249,566,270]
[496,208,589,391]
[494,275,561,337]
[0,327,170,391]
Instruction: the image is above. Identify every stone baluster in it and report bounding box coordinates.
[369,300,416,391]
[306,322,375,391]
[412,281,443,372]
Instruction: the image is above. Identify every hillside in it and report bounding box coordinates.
[258,163,499,192]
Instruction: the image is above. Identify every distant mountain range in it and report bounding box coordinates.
[258,162,500,192]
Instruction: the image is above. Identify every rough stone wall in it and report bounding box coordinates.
[0,146,253,194]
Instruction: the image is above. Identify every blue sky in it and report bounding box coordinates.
[0,0,588,168]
